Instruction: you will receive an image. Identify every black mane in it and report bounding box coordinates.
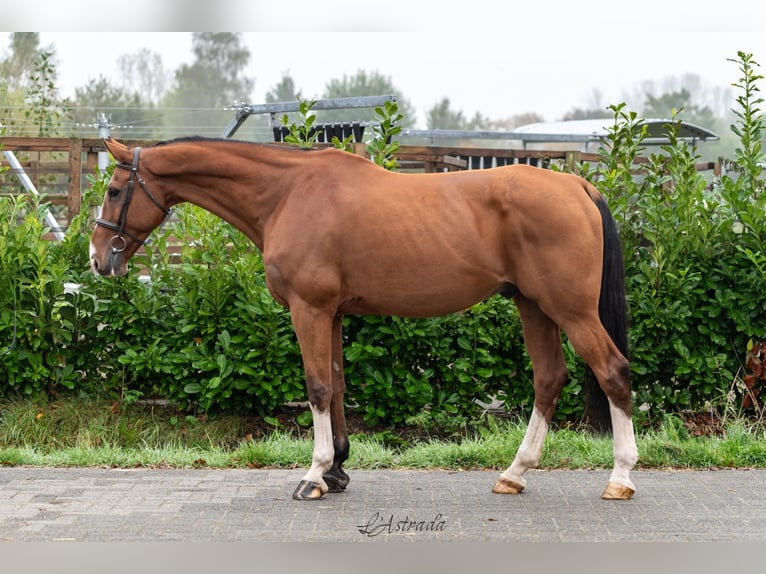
[152,135,241,147]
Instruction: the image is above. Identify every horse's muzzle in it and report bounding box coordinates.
[90,242,127,277]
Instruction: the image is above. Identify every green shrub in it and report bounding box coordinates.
[343,297,530,425]
[581,51,766,416]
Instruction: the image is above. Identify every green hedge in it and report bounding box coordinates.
[584,52,765,417]
[1,52,764,426]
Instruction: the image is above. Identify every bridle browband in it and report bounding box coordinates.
[95,147,172,253]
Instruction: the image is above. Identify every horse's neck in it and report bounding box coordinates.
[164,145,294,251]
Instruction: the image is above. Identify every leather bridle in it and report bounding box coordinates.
[95,147,172,253]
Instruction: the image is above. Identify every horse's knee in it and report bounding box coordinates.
[306,376,332,411]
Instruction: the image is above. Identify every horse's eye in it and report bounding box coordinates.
[107,187,121,199]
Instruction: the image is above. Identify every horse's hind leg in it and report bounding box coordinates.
[562,317,637,500]
[493,296,568,495]
[323,314,351,492]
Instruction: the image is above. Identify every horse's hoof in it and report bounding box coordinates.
[292,480,326,500]
[323,469,350,493]
[492,476,525,495]
[601,481,635,500]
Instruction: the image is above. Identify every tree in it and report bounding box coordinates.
[630,74,728,117]
[641,86,728,162]
[622,73,732,130]
[320,70,415,127]
[161,33,254,136]
[1,33,48,133]
[167,32,253,107]
[426,97,467,129]
[561,89,612,121]
[116,48,171,106]
[562,107,613,121]
[265,72,301,103]
[427,98,549,132]
[616,73,740,161]
[0,32,43,92]
[426,98,540,132]
[486,112,544,131]
[23,50,71,137]
[72,76,156,139]
[1,38,72,137]
[642,87,717,126]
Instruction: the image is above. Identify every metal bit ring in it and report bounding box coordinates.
[109,235,127,254]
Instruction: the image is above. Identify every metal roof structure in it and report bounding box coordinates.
[222,95,396,138]
[221,94,719,154]
[510,118,719,144]
[401,118,719,150]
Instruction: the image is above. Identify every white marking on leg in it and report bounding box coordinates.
[607,399,638,490]
[301,404,334,492]
[499,407,548,488]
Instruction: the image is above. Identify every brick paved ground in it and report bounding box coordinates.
[1,467,764,542]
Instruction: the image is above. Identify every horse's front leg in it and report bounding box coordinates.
[289,303,336,500]
[323,313,351,492]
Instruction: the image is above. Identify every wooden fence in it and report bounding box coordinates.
[1,136,720,236]
[0,137,159,227]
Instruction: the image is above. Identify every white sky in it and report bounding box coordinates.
[2,0,765,128]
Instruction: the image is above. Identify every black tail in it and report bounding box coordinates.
[583,192,630,433]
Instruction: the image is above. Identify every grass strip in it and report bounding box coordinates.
[1,399,764,470]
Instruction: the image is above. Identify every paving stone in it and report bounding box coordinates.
[0,467,764,541]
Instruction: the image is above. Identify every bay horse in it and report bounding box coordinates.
[90,137,638,501]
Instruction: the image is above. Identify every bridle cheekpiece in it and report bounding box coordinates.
[95,147,172,253]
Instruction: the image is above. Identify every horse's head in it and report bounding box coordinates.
[90,138,172,276]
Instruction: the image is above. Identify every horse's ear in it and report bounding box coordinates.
[102,138,130,162]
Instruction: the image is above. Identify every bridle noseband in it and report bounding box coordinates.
[95,147,172,253]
